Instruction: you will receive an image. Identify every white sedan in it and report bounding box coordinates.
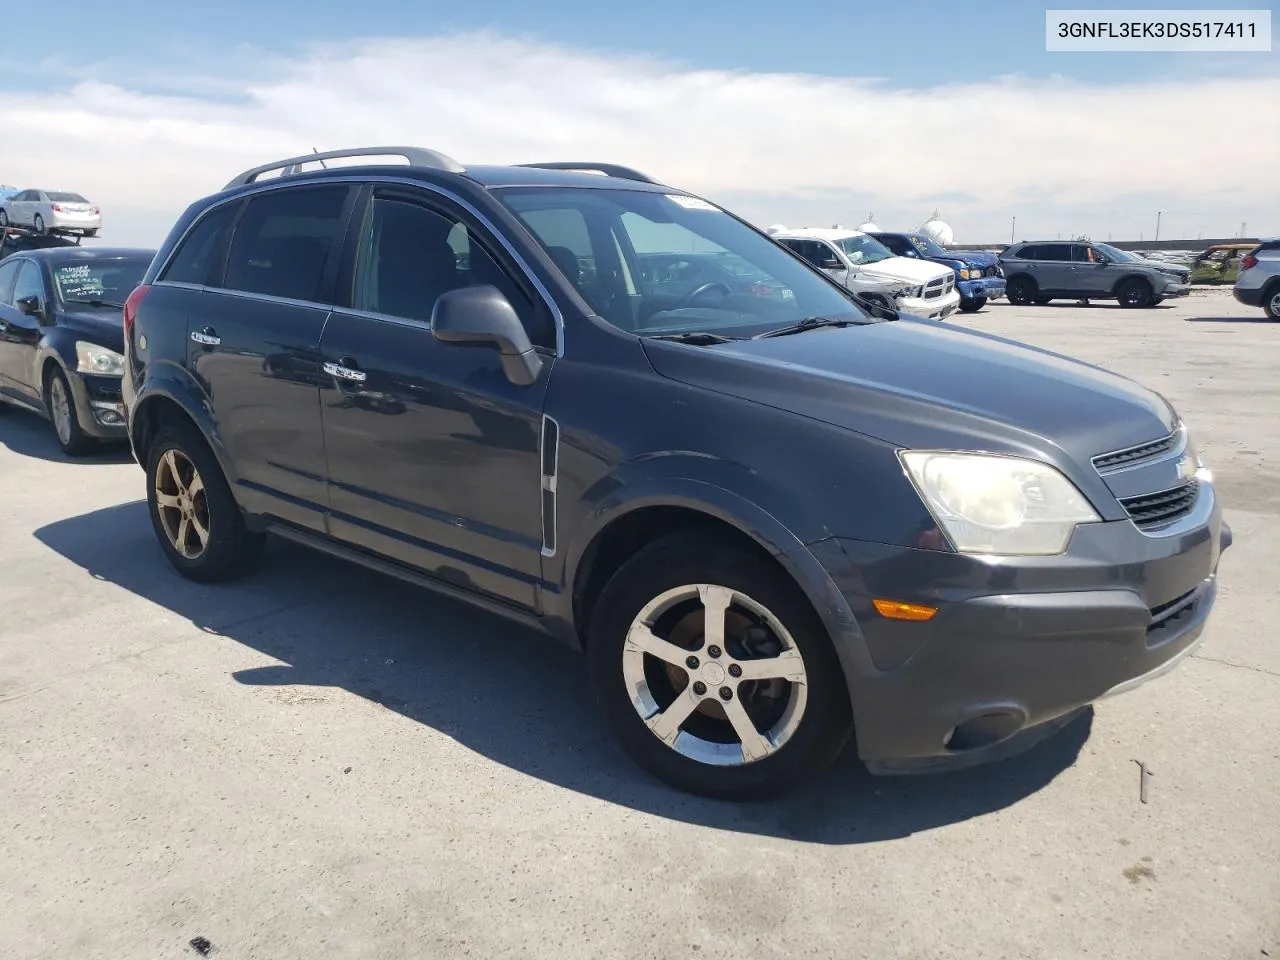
[0,189,101,236]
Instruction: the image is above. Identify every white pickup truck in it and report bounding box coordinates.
[769,226,961,320]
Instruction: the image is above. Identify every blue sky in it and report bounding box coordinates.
[3,1,1276,244]
[14,0,1273,88]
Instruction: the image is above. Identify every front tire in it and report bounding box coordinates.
[145,422,264,582]
[44,366,95,456]
[33,214,46,234]
[0,209,8,227]
[1005,275,1037,305]
[586,530,853,799]
[1118,277,1153,308]
[959,297,987,313]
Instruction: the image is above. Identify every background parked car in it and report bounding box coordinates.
[869,231,1006,313]
[0,246,154,453]
[1233,237,1280,320]
[999,240,1191,308]
[769,227,961,320]
[1189,243,1256,284]
[0,189,101,237]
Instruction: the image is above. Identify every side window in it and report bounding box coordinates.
[1038,244,1071,261]
[786,240,823,267]
[1014,245,1038,260]
[880,235,908,256]
[1071,245,1091,263]
[160,202,238,286]
[816,243,843,266]
[0,260,19,303]
[353,196,552,348]
[12,261,46,304]
[222,186,349,302]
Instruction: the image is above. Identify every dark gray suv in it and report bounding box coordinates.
[1001,241,1191,308]
[121,147,1229,798]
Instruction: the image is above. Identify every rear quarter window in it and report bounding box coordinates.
[221,186,350,302]
[160,202,239,286]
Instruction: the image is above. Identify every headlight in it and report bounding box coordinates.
[900,451,1101,555]
[75,341,125,376]
[960,268,976,280]
[894,284,922,299]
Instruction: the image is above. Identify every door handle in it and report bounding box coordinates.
[322,359,367,383]
[190,327,221,347]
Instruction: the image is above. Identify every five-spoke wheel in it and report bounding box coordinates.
[154,448,210,560]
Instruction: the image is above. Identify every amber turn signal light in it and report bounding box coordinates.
[872,598,938,622]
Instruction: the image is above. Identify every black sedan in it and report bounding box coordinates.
[0,246,155,454]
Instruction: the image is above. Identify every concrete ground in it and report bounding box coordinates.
[1,287,1276,960]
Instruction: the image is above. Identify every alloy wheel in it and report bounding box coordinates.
[622,583,809,766]
[1268,290,1280,319]
[154,449,211,559]
[49,376,73,445]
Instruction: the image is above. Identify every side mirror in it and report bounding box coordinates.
[819,258,843,270]
[431,285,543,387]
[16,295,46,322]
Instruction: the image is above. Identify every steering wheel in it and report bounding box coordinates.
[677,281,732,308]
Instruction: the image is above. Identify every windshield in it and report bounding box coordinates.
[52,257,150,306]
[908,234,949,258]
[47,192,89,203]
[498,188,869,338]
[1092,242,1139,263]
[834,234,894,265]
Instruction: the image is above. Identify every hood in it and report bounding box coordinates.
[58,308,125,353]
[858,256,951,285]
[945,249,999,268]
[642,318,1176,466]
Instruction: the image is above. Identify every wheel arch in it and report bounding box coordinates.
[129,375,237,484]
[1110,272,1153,297]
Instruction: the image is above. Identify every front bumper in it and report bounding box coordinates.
[66,371,128,439]
[802,487,1230,774]
[898,288,961,320]
[958,277,1006,302]
[1157,280,1192,298]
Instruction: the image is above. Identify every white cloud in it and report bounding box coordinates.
[2,31,1277,246]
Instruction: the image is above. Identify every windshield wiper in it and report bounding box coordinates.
[751,316,858,339]
[65,297,125,309]
[650,331,736,345]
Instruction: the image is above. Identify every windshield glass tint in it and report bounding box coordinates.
[53,257,149,305]
[909,235,947,257]
[835,234,893,265]
[499,188,867,337]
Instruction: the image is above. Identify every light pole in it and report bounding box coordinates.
[1010,216,1016,244]
[1155,211,1162,242]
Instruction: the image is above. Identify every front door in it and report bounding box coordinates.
[185,183,358,531]
[1072,244,1115,295]
[0,259,48,404]
[318,187,555,610]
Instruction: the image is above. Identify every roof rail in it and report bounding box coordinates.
[224,146,465,189]
[516,162,657,184]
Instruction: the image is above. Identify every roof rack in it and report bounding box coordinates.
[516,162,657,184]
[224,146,465,189]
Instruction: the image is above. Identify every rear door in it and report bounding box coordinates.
[186,183,358,531]
[1030,243,1073,292]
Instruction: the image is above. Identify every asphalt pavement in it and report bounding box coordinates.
[1,287,1276,959]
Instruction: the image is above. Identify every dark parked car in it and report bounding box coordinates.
[869,231,1006,312]
[122,147,1229,798]
[999,241,1191,308]
[0,246,155,453]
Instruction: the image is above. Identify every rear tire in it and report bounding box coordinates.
[145,422,264,582]
[1005,275,1036,305]
[1118,278,1153,308]
[1264,284,1280,321]
[84,229,98,238]
[586,530,853,799]
[959,297,987,313]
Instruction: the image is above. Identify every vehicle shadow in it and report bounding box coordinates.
[0,405,133,464]
[1184,315,1272,324]
[34,500,1092,844]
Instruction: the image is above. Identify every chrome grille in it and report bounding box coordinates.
[923,277,948,300]
[1092,432,1179,473]
[1118,480,1199,530]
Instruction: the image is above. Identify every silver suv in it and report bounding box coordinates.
[1233,238,1280,320]
[1000,241,1191,308]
